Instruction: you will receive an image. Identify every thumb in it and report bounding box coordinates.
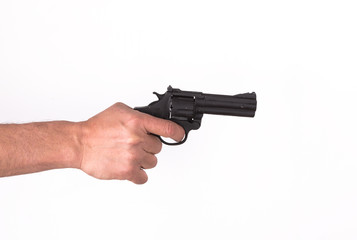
[141,114,185,142]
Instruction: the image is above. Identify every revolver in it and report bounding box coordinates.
[134,86,257,145]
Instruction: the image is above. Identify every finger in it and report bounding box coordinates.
[143,134,162,154]
[140,153,158,170]
[130,169,148,185]
[141,114,185,142]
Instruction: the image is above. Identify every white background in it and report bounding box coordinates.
[1,0,357,239]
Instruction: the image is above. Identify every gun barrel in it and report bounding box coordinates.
[196,92,257,117]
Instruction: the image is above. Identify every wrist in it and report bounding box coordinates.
[51,121,84,170]
[69,121,84,169]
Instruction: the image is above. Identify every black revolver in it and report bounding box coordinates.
[134,86,257,145]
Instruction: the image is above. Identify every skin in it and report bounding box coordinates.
[0,103,185,184]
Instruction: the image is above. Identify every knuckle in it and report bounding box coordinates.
[126,151,138,162]
[141,176,149,184]
[136,174,148,185]
[130,117,142,126]
[156,142,163,153]
[125,136,141,146]
[151,156,158,168]
[143,156,157,169]
[113,102,125,110]
[127,116,143,131]
[118,157,138,179]
[114,102,128,108]
[150,137,162,154]
[119,165,134,179]
[113,102,122,107]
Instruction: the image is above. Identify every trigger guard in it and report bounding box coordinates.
[159,132,189,146]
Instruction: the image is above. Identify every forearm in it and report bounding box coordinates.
[0,121,82,177]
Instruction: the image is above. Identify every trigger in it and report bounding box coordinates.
[158,132,189,146]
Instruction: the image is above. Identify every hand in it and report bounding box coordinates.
[78,103,185,184]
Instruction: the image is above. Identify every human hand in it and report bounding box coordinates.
[78,103,185,184]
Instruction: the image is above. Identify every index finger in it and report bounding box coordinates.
[141,114,185,142]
